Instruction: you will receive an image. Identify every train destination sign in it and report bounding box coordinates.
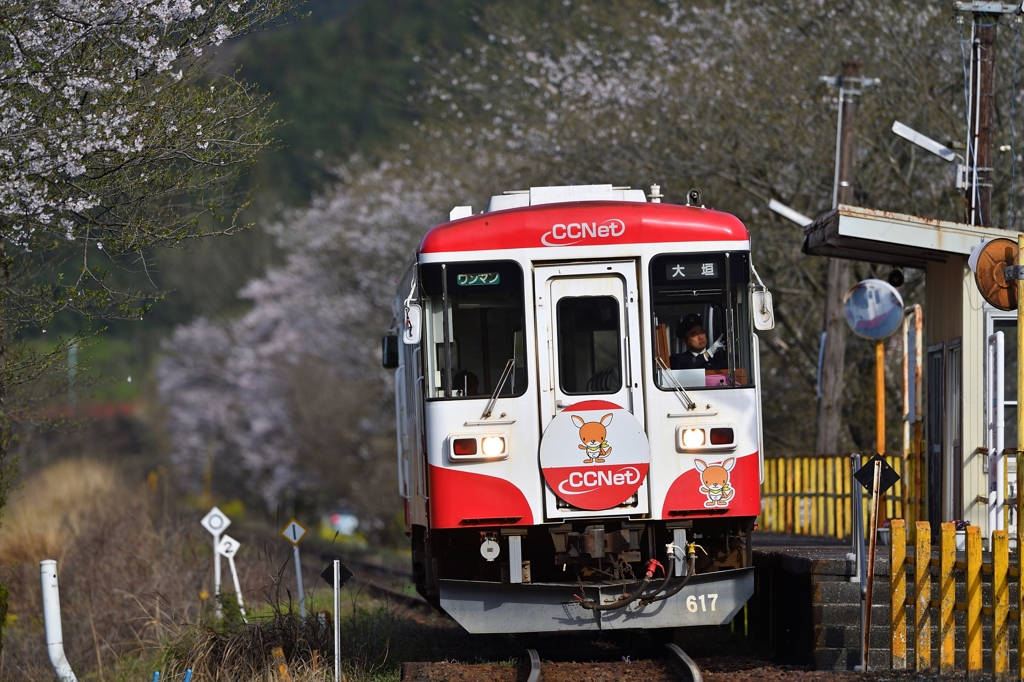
[665,261,718,280]
[456,272,500,286]
[539,400,650,510]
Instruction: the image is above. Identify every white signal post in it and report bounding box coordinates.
[280,519,309,619]
[200,507,231,618]
[333,559,341,682]
[217,534,246,622]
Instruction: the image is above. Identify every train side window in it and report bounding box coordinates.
[420,260,527,400]
[556,296,622,395]
[649,252,753,390]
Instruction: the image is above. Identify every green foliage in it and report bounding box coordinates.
[234,0,483,208]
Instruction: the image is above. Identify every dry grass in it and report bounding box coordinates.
[0,459,416,681]
[0,458,122,564]
[159,607,394,681]
[0,459,516,682]
[0,459,209,681]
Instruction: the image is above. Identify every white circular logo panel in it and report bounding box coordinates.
[540,400,650,511]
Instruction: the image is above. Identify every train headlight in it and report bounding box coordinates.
[449,433,510,461]
[675,423,737,452]
[682,428,706,448]
[481,436,506,457]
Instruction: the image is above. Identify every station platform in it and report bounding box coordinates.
[750,532,891,670]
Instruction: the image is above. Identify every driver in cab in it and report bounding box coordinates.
[670,314,726,370]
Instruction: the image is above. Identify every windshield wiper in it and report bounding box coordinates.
[656,357,696,411]
[481,358,515,419]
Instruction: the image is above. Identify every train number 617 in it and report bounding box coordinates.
[685,593,718,613]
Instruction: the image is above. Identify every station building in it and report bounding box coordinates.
[803,204,1019,540]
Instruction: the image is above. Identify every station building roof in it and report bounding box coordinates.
[802,204,1020,267]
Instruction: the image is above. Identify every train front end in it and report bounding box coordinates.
[385,185,771,634]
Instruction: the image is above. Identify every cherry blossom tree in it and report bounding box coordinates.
[0,0,296,516]
[160,0,1024,523]
[414,0,989,452]
[159,161,450,530]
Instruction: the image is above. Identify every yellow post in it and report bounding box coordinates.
[786,458,794,533]
[993,530,1009,677]
[815,456,823,536]
[799,457,806,534]
[939,522,955,673]
[826,456,835,537]
[876,339,885,455]
[1017,233,1024,679]
[915,521,931,672]
[271,646,293,682]
[776,458,783,532]
[844,458,852,538]
[890,519,907,669]
[966,526,983,673]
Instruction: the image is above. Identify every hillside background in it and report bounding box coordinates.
[14,0,1018,540]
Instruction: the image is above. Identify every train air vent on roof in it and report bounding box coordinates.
[484,184,647,212]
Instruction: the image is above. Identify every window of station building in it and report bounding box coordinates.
[649,252,753,390]
[994,318,1019,449]
[556,295,622,395]
[420,260,527,400]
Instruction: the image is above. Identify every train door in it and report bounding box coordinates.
[534,262,648,518]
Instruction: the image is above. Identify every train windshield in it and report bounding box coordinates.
[649,252,753,389]
[420,260,527,400]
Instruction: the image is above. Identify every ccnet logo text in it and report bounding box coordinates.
[557,466,641,495]
[541,219,625,247]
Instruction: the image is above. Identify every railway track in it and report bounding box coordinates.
[321,552,707,679]
[401,636,704,682]
[313,550,432,611]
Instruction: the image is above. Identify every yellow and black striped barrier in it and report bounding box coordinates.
[889,519,1015,675]
[758,454,906,538]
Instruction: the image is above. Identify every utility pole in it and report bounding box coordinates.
[816,61,879,455]
[957,3,1019,226]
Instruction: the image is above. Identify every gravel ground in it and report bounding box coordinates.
[401,656,961,682]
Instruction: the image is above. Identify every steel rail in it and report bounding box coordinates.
[525,648,542,682]
[664,643,703,682]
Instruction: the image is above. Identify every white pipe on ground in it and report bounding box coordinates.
[40,559,78,682]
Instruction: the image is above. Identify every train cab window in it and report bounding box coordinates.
[649,252,753,390]
[556,296,622,394]
[420,260,527,400]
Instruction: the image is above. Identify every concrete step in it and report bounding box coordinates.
[814,624,891,649]
[812,579,893,605]
[814,647,890,671]
[813,602,891,625]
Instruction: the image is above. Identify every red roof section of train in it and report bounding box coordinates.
[420,201,748,254]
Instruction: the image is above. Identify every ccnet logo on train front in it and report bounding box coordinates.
[541,218,625,247]
[539,401,650,511]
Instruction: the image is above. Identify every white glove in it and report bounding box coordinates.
[707,334,726,357]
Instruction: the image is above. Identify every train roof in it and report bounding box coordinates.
[420,198,749,255]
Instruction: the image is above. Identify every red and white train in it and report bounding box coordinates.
[383,184,773,634]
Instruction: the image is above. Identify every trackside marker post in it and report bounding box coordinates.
[200,507,231,618]
[280,518,309,619]
[320,559,353,682]
[217,534,246,622]
[334,560,341,682]
[854,455,900,671]
[40,560,78,682]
